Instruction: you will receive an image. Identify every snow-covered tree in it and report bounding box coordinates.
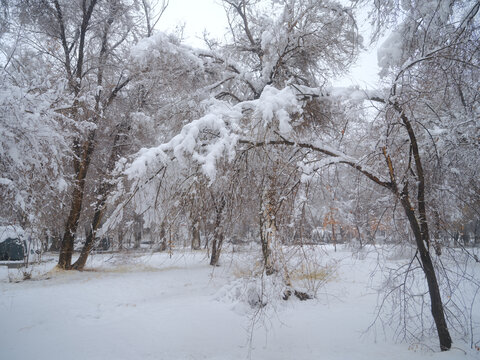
[1,0,176,269]
[0,57,71,238]
[124,0,479,351]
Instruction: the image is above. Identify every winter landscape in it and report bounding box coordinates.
[1,0,479,359]
[1,245,479,359]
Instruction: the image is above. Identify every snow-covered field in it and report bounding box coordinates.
[0,245,478,360]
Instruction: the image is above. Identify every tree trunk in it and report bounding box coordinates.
[355,223,363,248]
[191,217,201,250]
[49,231,62,252]
[132,213,143,250]
[72,201,104,270]
[71,122,128,270]
[153,221,166,252]
[400,196,452,351]
[210,230,224,266]
[55,0,100,270]
[460,226,469,246]
[210,196,226,266]
[259,213,273,274]
[118,230,124,251]
[388,108,452,351]
[331,223,337,252]
[58,134,96,269]
[260,185,277,275]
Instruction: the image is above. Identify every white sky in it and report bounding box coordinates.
[158,0,380,87]
[158,0,229,48]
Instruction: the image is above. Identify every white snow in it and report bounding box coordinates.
[0,177,12,186]
[377,30,404,74]
[130,31,204,71]
[0,246,478,359]
[256,86,300,132]
[0,225,24,243]
[126,85,303,183]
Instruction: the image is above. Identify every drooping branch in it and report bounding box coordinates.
[237,138,392,189]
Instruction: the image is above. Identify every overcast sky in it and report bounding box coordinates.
[158,0,228,48]
[157,0,380,87]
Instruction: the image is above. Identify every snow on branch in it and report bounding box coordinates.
[126,83,388,187]
[125,99,243,182]
[130,32,204,71]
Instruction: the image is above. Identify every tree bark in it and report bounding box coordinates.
[58,133,96,269]
[331,223,337,252]
[380,106,452,351]
[260,180,277,275]
[118,230,124,251]
[55,0,99,270]
[71,206,102,270]
[210,195,226,266]
[71,121,129,270]
[133,214,142,249]
[400,195,452,350]
[49,231,62,252]
[158,222,167,252]
[190,216,201,250]
[396,108,452,351]
[259,212,273,274]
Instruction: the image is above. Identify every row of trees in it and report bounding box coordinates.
[1,0,479,351]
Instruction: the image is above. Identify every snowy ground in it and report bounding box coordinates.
[0,245,478,360]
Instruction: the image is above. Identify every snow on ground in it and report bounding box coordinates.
[0,245,478,360]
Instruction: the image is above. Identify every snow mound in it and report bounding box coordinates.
[215,275,291,314]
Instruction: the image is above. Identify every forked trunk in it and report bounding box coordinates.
[69,121,127,270]
[72,204,104,270]
[58,135,96,269]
